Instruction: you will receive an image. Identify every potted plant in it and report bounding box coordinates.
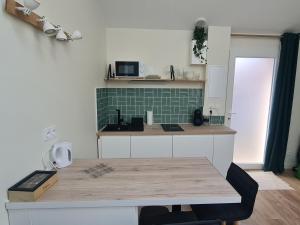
[191,20,208,65]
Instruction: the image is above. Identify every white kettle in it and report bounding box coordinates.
[50,142,72,169]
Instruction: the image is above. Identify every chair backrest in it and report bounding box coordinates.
[226,163,259,216]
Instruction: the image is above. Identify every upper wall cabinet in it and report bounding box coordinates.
[203,26,231,116]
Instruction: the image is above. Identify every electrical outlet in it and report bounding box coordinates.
[42,126,56,142]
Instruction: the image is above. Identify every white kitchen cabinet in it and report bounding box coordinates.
[203,26,231,116]
[97,134,235,177]
[173,135,213,162]
[8,207,138,225]
[99,136,131,159]
[131,136,172,158]
[213,135,235,177]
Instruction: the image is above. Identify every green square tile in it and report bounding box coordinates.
[170,89,176,97]
[154,98,162,105]
[136,89,144,97]
[127,88,135,96]
[171,115,179,123]
[117,89,122,96]
[121,105,127,112]
[136,97,144,104]
[156,106,162,114]
[145,98,154,106]
[179,107,186,114]
[188,89,194,96]
[162,93,170,97]
[165,115,171,123]
[154,115,160,123]
[179,89,188,97]
[130,97,136,105]
[179,98,187,107]
[162,106,171,114]
[145,88,154,95]
[112,98,117,105]
[171,97,180,105]
[199,89,203,97]
[121,88,127,96]
[156,89,161,96]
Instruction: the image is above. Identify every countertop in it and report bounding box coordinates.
[97,124,236,137]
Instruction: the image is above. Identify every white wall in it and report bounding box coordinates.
[285,45,300,168]
[105,28,205,88]
[0,0,106,224]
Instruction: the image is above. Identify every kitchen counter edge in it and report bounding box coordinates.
[97,124,236,137]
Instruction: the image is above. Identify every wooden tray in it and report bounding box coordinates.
[8,170,58,202]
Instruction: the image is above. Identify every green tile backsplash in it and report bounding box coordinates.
[96,88,224,130]
[96,88,108,129]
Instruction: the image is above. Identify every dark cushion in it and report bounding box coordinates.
[140,206,170,225]
[191,203,249,221]
[140,206,221,225]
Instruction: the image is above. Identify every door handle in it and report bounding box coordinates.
[226,112,236,121]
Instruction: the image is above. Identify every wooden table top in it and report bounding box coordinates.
[7,158,240,209]
[98,124,236,137]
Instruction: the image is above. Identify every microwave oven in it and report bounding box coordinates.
[115,61,139,77]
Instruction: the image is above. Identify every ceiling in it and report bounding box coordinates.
[101,0,300,34]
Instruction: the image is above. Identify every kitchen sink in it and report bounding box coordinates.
[102,124,143,132]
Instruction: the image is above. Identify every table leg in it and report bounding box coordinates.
[172,205,181,212]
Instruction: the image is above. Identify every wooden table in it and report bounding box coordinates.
[6,158,241,225]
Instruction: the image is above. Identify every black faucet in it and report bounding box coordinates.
[116,109,123,126]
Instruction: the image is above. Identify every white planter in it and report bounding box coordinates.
[191,40,207,65]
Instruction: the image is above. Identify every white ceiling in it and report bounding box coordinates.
[101,0,300,34]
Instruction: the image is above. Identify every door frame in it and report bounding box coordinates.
[225,37,280,168]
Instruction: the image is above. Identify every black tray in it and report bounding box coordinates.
[8,170,57,192]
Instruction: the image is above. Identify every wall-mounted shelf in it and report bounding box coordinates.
[105,78,205,83]
[5,0,43,30]
[5,0,82,41]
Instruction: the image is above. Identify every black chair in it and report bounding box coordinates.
[139,206,222,225]
[191,163,259,224]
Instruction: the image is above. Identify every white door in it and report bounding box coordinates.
[225,37,280,168]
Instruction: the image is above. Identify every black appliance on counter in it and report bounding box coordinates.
[193,109,204,126]
[131,117,144,131]
[161,124,184,132]
[115,61,139,77]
